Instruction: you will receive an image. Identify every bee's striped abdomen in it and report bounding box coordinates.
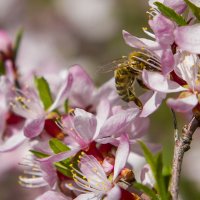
[114,67,142,108]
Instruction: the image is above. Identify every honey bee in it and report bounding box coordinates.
[100,51,161,108]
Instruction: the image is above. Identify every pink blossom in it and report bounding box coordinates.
[38,106,139,187]
[65,154,123,200]
[11,72,73,138]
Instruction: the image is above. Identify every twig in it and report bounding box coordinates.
[170,117,200,200]
[171,109,179,141]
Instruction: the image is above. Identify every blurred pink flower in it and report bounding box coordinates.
[11,72,73,138]
[0,30,12,54]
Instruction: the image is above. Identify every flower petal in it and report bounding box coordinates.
[69,65,95,108]
[79,155,110,188]
[164,0,187,13]
[188,0,200,7]
[174,24,200,54]
[142,70,186,93]
[149,14,175,47]
[96,99,110,125]
[24,117,45,138]
[95,99,111,137]
[39,149,79,187]
[75,193,97,200]
[167,94,198,112]
[0,30,11,53]
[140,164,155,188]
[122,30,161,51]
[36,191,70,200]
[99,108,139,138]
[130,117,150,139]
[131,141,162,155]
[74,108,97,141]
[106,185,121,200]
[123,30,148,49]
[113,134,130,181]
[149,0,186,13]
[0,92,7,136]
[0,129,26,152]
[140,91,166,117]
[48,72,73,112]
[161,48,175,75]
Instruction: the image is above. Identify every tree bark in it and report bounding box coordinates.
[170,117,200,200]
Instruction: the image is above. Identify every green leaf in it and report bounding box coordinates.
[49,138,71,165]
[134,183,159,200]
[64,100,69,113]
[154,2,187,26]
[162,166,172,195]
[0,60,5,75]
[155,153,169,200]
[49,138,70,154]
[139,141,171,200]
[13,28,23,61]
[34,76,53,110]
[139,141,157,178]
[30,150,49,158]
[184,0,200,21]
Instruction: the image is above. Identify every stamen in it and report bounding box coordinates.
[18,155,47,188]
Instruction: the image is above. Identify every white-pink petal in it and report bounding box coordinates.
[48,73,73,111]
[0,129,26,152]
[74,109,97,141]
[123,30,148,49]
[24,117,45,138]
[99,108,139,138]
[149,14,175,47]
[140,91,166,117]
[174,24,200,54]
[188,0,200,7]
[161,48,175,75]
[142,70,186,93]
[167,94,198,112]
[75,193,98,200]
[106,185,121,200]
[140,164,155,188]
[39,149,79,188]
[79,155,110,188]
[36,191,70,200]
[113,134,130,181]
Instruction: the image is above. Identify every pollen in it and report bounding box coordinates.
[142,27,148,31]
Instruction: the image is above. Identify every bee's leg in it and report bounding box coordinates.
[128,89,143,109]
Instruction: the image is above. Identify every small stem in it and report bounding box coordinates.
[171,109,179,141]
[170,117,200,200]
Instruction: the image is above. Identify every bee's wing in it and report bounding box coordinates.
[97,57,127,73]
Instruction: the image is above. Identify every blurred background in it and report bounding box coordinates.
[0,0,200,199]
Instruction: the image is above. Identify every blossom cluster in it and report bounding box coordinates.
[1,0,200,199]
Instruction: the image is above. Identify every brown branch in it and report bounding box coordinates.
[170,117,200,200]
